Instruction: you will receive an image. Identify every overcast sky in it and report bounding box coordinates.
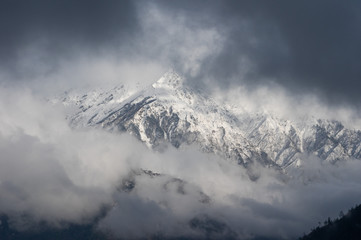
[1,1,361,239]
[1,0,361,107]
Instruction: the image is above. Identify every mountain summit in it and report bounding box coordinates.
[152,69,184,90]
[57,71,361,173]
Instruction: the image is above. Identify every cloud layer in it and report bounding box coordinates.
[1,1,361,239]
[1,87,361,239]
[1,1,361,107]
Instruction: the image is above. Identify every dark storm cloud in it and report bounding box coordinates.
[1,0,360,104]
[159,0,361,106]
[1,2,361,239]
[0,0,138,78]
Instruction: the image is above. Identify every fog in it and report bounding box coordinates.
[1,1,361,239]
[0,86,361,239]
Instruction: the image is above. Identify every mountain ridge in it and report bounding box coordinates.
[55,71,361,172]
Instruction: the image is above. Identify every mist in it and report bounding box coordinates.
[1,1,361,239]
[0,86,360,239]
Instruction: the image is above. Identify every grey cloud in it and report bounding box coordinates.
[95,136,361,239]
[2,0,360,107]
[1,2,361,238]
[240,198,298,221]
[0,87,141,226]
[0,130,109,225]
[1,87,361,239]
[0,0,138,79]
[157,0,361,106]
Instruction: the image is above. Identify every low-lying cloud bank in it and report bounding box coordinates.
[1,1,360,238]
[1,87,361,239]
[0,87,139,227]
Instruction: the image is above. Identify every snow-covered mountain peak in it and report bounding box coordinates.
[56,71,361,172]
[152,69,184,90]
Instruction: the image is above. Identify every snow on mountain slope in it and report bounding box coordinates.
[55,70,361,171]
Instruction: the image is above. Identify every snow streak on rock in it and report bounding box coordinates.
[56,70,361,171]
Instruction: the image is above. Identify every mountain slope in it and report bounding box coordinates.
[300,204,361,240]
[56,70,361,171]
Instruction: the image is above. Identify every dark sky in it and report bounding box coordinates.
[1,2,361,238]
[1,0,361,106]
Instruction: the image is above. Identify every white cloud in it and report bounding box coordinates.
[0,87,143,226]
[0,86,361,239]
[210,82,361,130]
[138,3,224,78]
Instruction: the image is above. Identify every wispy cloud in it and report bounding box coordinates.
[1,87,361,238]
[1,1,361,239]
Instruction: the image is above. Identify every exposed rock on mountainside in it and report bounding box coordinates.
[56,70,361,170]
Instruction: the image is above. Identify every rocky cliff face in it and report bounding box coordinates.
[56,70,361,171]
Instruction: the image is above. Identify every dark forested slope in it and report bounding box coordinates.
[300,204,361,240]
